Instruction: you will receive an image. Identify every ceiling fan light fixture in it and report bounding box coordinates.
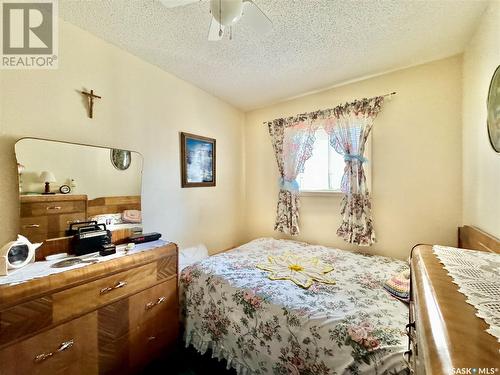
[210,0,243,26]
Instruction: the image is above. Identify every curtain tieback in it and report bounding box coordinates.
[279,177,299,192]
[344,154,367,163]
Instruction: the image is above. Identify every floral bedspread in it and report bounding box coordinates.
[180,238,409,375]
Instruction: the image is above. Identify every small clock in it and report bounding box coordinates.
[59,185,71,194]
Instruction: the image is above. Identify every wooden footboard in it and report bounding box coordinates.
[408,226,500,374]
[458,225,500,253]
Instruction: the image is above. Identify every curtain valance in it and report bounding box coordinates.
[265,96,386,128]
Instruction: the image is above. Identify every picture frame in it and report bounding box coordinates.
[180,132,216,188]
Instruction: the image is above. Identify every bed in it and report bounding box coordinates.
[180,238,409,375]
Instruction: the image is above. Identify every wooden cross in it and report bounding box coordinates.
[81,89,101,119]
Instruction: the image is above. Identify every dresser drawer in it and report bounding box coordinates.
[20,216,49,242]
[129,321,178,371]
[58,213,87,228]
[0,296,52,348]
[21,200,86,217]
[20,212,87,242]
[0,312,98,375]
[128,279,178,371]
[128,278,178,331]
[53,263,157,322]
[129,312,178,371]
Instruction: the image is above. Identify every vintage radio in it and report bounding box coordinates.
[70,222,112,256]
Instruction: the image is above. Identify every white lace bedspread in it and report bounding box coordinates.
[433,245,500,342]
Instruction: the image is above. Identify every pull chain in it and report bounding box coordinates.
[218,0,222,37]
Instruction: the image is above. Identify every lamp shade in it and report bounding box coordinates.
[40,171,56,183]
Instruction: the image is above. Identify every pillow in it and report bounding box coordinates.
[122,210,142,224]
[383,269,410,302]
[179,244,209,271]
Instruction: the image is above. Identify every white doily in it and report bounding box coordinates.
[0,240,169,286]
[433,245,500,342]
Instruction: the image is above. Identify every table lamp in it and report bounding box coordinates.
[40,171,56,194]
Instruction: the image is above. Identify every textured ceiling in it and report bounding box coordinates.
[60,0,488,111]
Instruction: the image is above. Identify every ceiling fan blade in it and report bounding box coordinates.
[242,0,272,34]
[208,17,225,41]
[158,0,199,9]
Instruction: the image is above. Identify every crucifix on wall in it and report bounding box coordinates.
[81,89,101,119]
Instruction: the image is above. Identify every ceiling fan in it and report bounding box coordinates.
[159,0,272,41]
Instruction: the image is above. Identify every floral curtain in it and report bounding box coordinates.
[323,97,384,246]
[266,95,386,244]
[267,118,316,235]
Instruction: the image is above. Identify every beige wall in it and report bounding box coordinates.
[0,17,476,260]
[244,56,463,260]
[462,2,500,238]
[0,20,245,253]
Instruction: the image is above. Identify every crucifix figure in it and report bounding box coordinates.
[81,89,101,119]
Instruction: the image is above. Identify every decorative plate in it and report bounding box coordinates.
[487,65,500,152]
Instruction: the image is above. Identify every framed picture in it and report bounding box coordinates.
[180,132,216,188]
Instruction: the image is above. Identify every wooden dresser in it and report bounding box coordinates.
[407,226,500,374]
[0,242,178,375]
[20,195,88,242]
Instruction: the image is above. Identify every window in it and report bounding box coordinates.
[296,128,371,193]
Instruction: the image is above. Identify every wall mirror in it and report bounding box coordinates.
[487,65,500,153]
[15,138,143,243]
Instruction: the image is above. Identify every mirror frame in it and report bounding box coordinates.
[15,137,144,243]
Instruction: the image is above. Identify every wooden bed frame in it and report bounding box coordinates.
[458,225,500,253]
[409,226,500,374]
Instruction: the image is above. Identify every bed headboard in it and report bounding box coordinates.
[458,225,500,254]
[87,195,141,217]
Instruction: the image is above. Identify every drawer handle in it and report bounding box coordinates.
[24,224,40,228]
[100,281,127,295]
[145,296,167,310]
[405,322,416,340]
[34,339,74,363]
[147,336,156,342]
[402,350,415,373]
[46,206,62,210]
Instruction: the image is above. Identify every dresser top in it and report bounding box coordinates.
[20,194,88,203]
[411,245,500,373]
[0,241,177,309]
